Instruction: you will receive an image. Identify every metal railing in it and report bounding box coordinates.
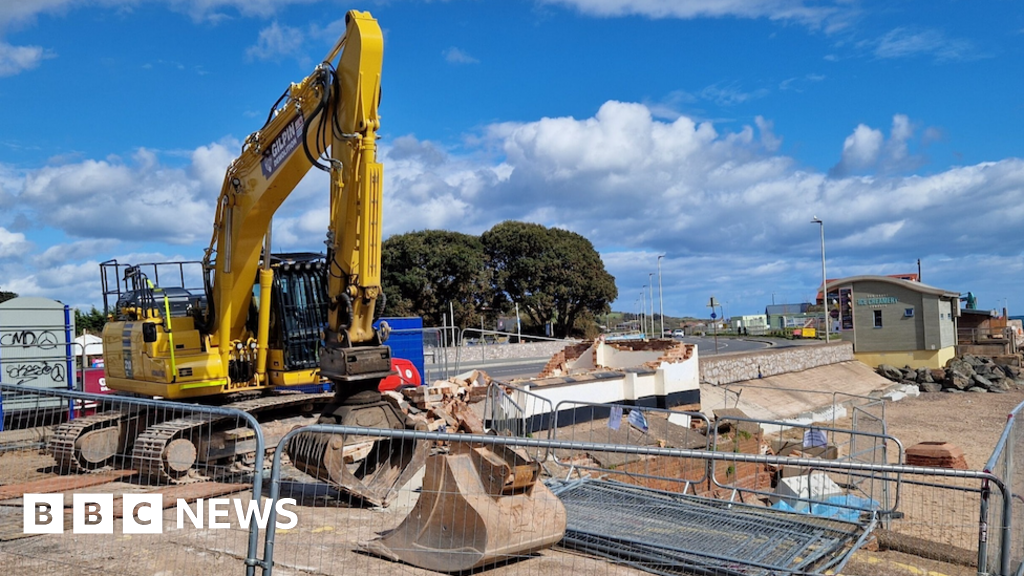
[0,384,268,576]
[3,381,1024,576]
[259,423,1013,576]
[550,400,711,493]
[983,400,1024,575]
[710,413,903,515]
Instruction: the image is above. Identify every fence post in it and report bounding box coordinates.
[999,425,1014,576]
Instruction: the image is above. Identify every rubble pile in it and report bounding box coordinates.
[876,354,1024,393]
[383,370,491,434]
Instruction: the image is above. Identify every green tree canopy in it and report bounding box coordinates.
[381,230,490,328]
[75,306,107,336]
[482,221,617,338]
[0,290,17,305]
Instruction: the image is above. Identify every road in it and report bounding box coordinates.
[426,336,797,382]
[675,336,772,356]
[424,359,549,382]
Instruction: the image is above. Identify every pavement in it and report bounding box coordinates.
[699,360,896,423]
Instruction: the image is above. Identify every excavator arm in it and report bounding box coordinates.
[203,11,387,388]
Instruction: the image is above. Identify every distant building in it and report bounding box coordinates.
[825,275,959,369]
[765,303,813,331]
[958,308,1015,356]
[731,314,768,335]
[816,273,918,304]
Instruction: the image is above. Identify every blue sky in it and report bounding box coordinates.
[1,0,1022,320]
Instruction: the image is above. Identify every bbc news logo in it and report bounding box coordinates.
[23,494,298,534]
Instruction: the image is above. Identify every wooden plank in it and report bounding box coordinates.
[110,482,248,517]
[0,469,138,501]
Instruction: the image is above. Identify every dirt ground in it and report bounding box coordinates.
[837,388,1024,576]
[869,388,1024,470]
[1,387,1023,576]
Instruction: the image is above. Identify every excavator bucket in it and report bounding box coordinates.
[287,430,428,508]
[361,443,567,572]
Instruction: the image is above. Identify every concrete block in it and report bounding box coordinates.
[774,471,844,511]
[667,412,691,428]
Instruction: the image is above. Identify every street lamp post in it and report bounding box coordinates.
[648,273,655,337]
[657,255,665,339]
[641,287,647,338]
[811,216,829,343]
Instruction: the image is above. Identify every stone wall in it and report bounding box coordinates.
[699,341,854,385]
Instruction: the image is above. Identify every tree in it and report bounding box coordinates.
[381,230,490,329]
[482,221,617,338]
[0,290,17,305]
[75,306,107,336]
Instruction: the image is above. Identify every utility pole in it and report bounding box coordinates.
[641,287,646,338]
[657,255,665,339]
[811,217,829,343]
[648,273,655,337]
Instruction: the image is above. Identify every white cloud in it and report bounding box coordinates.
[754,115,781,152]
[366,102,1024,314]
[0,0,319,29]
[36,239,119,268]
[833,124,883,174]
[4,101,1024,316]
[699,83,769,106]
[829,114,929,177]
[443,47,479,65]
[12,147,218,244]
[870,27,983,62]
[0,0,76,28]
[539,0,844,28]
[246,21,304,61]
[0,41,51,76]
[0,227,31,258]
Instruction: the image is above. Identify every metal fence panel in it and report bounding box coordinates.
[0,384,268,576]
[260,423,1004,576]
[549,400,710,493]
[710,413,903,516]
[1,384,1017,576]
[983,398,1024,576]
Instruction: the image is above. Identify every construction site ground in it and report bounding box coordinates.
[1,384,1021,576]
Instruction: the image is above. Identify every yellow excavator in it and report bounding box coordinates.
[48,10,564,569]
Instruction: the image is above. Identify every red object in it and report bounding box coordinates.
[83,368,110,394]
[378,358,422,392]
[78,368,111,416]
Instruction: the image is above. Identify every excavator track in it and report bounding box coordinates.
[132,415,213,482]
[129,392,333,484]
[47,393,332,484]
[50,410,136,473]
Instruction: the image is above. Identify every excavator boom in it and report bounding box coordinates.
[50,10,564,570]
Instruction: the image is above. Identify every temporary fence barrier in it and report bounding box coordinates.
[550,400,710,494]
[0,383,269,576]
[262,423,1013,576]
[483,382,554,460]
[3,381,1024,576]
[983,399,1024,575]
